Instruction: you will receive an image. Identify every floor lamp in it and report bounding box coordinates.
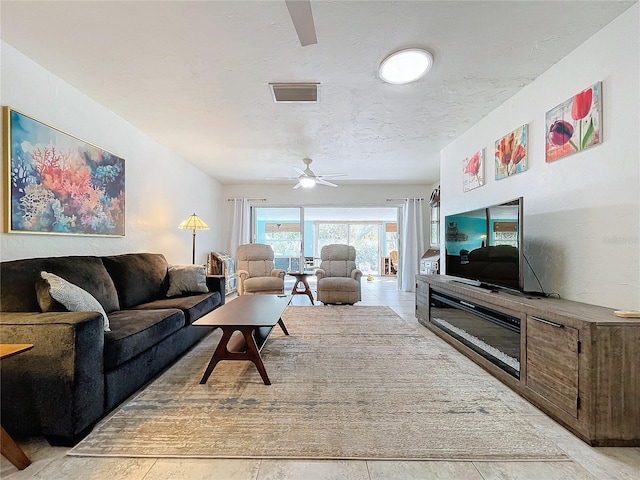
[178,213,210,264]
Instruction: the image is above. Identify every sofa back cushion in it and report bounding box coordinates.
[0,256,120,313]
[102,253,169,309]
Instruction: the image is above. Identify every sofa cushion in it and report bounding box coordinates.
[132,292,222,325]
[0,256,120,313]
[39,272,111,331]
[104,309,184,370]
[166,265,208,297]
[102,253,169,309]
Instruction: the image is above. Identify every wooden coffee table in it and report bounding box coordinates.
[193,295,291,385]
[1,344,34,470]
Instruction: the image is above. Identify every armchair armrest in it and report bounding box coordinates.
[236,269,249,295]
[351,269,363,281]
[0,311,105,444]
[315,268,326,280]
[271,269,286,279]
[237,269,249,281]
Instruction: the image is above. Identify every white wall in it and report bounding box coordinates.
[221,183,435,252]
[0,42,224,265]
[441,5,639,309]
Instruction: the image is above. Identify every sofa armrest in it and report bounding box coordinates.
[206,275,226,304]
[0,312,105,444]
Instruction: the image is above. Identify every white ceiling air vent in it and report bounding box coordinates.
[269,83,320,103]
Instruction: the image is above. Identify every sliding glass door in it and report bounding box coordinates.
[315,222,380,274]
[254,207,303,272]
[253,206,398,275]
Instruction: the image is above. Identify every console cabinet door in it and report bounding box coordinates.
[526,315,580,418]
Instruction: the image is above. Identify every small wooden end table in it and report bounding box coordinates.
[193,295,291,385]
[288,271,315,305]
[1,344,34,470]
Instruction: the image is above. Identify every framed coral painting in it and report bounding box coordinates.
[495,124,528,180]
[463,149,484,192]
[3,107,125,235]
[545,81,602,162]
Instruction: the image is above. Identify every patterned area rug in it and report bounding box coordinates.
[69,306,567,460]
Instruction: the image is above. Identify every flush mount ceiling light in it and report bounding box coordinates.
[379,48,434,85]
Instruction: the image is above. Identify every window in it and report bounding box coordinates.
[429,186,441,246]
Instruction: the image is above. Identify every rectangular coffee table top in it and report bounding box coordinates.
[193,294,292,327]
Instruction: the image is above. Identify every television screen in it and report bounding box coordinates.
[444,197,523,291]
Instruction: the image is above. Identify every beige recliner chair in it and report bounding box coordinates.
[236,244,285,295]
[315,244,362,304]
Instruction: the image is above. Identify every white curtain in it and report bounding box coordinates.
[399,198,424,292]
[228,198,251,257]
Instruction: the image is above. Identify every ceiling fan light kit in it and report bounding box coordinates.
[379,48,434,85]
[299,176,316,188]
[267,158,346,189]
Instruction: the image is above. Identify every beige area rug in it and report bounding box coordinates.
[69,306,567,461]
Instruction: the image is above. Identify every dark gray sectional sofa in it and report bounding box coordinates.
[0,253,225,445]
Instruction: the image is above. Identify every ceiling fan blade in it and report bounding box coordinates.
[293,167,307,176]
[316,178,338,187]
[285,0,317,47]
[317,173,347,178]
[293,182,303,189]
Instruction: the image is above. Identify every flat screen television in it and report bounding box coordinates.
[444,197,523,292]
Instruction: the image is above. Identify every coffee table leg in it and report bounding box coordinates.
[200,328,234,384]
[278,318,290,336]
[1,426,30,470]
[241,328,271,385]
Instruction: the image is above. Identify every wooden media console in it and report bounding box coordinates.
[416,274,640,447]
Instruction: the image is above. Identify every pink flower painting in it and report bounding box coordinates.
[463,149,484,192]
[545,82,602,162]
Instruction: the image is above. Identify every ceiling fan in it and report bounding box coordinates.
[285,0,317,46]
[267,158,346,189]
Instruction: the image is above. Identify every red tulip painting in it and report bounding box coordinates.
[495,125,528,180]
[545,82,602,162]
[463,149,484,192]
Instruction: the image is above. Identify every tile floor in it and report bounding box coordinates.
[2,276,639,480]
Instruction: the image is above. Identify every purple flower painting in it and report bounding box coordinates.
[5,108,125,236]
[545,82,602,162]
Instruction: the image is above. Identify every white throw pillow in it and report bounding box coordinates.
[40,271,111,332]
[166,264,208,297]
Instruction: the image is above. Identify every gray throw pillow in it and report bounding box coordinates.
[166,264,208,297]
[40,271,111,332]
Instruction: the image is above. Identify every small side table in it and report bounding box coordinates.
[288,271,315,305]
[1,344,34,470]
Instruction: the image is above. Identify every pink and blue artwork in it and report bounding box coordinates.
[5,108,125,236]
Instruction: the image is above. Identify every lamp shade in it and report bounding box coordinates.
[178,213,209,231]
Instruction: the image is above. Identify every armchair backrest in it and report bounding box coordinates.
[319,244,357,277]
[237,244,276,278]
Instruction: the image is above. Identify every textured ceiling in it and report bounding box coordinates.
[1,1,634,186]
